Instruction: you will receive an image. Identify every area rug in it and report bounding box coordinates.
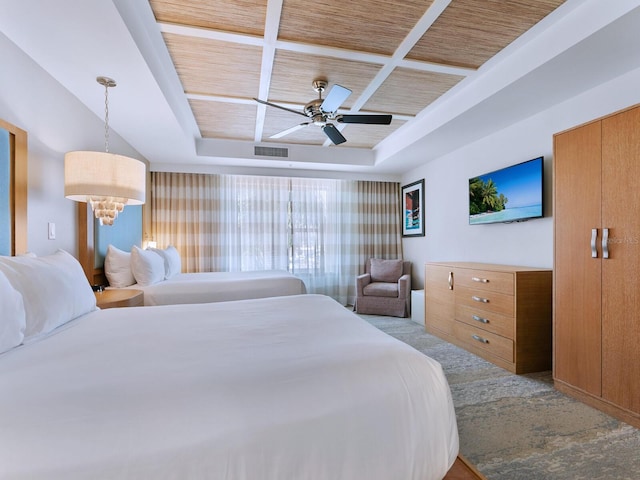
[362,314,640,480]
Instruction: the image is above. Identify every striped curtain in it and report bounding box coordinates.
[151,172,221,273]
[355,180,404,274]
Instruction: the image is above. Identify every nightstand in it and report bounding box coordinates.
[95,289,144,309]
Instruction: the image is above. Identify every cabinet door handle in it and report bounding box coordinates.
[602,228,609,259]
[471,276,489,283]
[448,271,453,290]
[471,334,489,344]
[471,295,489,303]
[472,315,489,324]
[591,228,598,258]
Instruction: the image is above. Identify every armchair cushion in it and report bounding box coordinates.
[363,282,399,298]
[369,258,403,283]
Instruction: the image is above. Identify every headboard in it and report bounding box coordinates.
[77,203,143,286]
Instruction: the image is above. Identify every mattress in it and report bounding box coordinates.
[124,270,307,306]
[0,294,458,480]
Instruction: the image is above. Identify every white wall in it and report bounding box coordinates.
[0,33,145,257]
[402,66,640,289]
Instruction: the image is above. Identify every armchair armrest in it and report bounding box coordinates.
[398,273,411,299]
[356,273,371,296]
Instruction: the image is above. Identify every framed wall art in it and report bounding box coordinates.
[402,179,425,237]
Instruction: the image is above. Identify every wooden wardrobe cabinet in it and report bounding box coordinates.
[425,262,552,374]
[553,103,640,428]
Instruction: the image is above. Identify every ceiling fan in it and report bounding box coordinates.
[254,79,392,145]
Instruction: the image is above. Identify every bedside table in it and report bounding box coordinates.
[95,289,144,309]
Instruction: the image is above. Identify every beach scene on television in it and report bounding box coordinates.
[469,158,543,225]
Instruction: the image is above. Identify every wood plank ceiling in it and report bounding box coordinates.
[149,0,566,149]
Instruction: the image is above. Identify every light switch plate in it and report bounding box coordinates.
[48,222,56,240]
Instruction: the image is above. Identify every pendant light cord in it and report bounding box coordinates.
[104,81,110,153]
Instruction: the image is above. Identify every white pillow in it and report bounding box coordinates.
[0,269,26,353]
[0,250,97,340]
[105,245,135,288]
[150,245,182,279]
[130,246,165,286]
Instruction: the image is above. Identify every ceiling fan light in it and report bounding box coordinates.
[312,115,326,126]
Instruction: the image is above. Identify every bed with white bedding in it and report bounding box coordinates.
[105,244,307,305]
[125,270,308,306]
[0,251,459,480]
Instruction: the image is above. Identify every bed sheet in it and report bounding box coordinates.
[0,294,458,480]
[123,270,307,306]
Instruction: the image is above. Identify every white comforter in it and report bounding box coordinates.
[126,270,307,306]
[0,294,458,480]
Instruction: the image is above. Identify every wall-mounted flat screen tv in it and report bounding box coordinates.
[469,156,543,225]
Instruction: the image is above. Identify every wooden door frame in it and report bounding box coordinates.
[0,119,27,255]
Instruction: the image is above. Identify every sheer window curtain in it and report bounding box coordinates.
[218,176,357,304]
[216,175,290,272]
[289,178,358,305]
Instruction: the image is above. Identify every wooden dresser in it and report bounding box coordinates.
[425,262,552,374]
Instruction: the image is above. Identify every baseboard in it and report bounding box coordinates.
[554,380,640,429]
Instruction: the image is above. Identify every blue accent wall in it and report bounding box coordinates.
[94,204,142,268]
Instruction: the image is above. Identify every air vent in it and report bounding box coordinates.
[254,146,288,158]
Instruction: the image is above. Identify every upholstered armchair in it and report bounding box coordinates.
[355,258,411,317]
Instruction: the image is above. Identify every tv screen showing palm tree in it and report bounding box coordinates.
[469,157,543,225]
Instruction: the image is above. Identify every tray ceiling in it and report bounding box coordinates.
[149,0,566,150]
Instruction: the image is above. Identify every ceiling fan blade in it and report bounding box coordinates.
[336,114,393,125]
[270,122,310,139]
[254,98,308,118]
[320,84,351,113]
[322,124,347,145]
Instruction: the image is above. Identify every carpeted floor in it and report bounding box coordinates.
[361,314,640,480]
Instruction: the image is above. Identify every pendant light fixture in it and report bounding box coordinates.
[64,76,145,226]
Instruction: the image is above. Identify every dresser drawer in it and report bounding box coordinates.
[455,269,514,295]
[455,285,514,317]
[455,303,515,339]
[454,321,514,362]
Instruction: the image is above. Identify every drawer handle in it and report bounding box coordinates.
[471,295,489,303]
[472,334,489,344]
[471,276,489,283]
[472,315,489,324]
[448,271,453,290]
